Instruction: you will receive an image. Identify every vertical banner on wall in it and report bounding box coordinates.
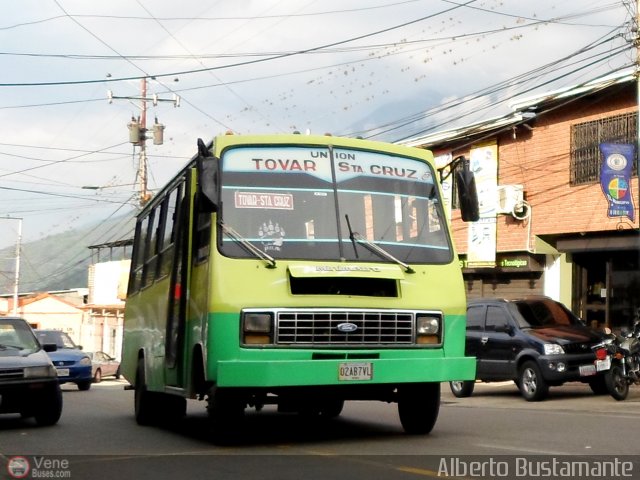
[434,152,453,219]
[599,143,635,222]
[467,142,498,268]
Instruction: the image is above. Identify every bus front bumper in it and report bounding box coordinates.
[216,356,475,388]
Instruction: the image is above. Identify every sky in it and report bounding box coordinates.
[0,0,634,252]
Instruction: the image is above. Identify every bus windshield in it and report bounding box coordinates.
[219,145,452,264]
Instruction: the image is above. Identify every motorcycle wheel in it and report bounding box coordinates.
[604,365,629,401]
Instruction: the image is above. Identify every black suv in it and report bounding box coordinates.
[450,296,606,401]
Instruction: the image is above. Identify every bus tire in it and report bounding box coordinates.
[397,382,440,435]
[135,359,158,426]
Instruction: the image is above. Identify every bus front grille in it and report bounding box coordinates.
[275,310,414,346]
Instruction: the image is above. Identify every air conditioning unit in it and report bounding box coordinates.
[496,185,524,215]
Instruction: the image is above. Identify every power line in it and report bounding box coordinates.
[0,0,480,87]
[0,185,138,205]
[0,0,429,31]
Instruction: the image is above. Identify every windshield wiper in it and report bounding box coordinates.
[0,344,22,350]
[220,222,277,269]
[344,215,415,274]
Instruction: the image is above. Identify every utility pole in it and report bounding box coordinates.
[2,216,22,315]
[108,77,180,207]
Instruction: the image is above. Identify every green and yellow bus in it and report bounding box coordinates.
[122,133,479,435]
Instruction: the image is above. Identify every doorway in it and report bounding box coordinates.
[573,251,640,331]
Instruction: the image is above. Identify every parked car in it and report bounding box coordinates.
[87,351,121,383]
[0,317,63,425]
[34,330,93,391]
[450,296,606,401]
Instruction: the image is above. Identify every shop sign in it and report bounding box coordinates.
[459,254,543,272]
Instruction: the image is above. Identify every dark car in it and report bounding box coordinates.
[450,296,606,401]
[87,351,121,383]
[34,330,93,391]
[0,317,63,425]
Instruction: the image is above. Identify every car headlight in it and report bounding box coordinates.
[543,343,565,355]
[416,314,441,344]
[79,356,92,366]
[24,365,57,378]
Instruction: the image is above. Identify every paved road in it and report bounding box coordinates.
[1,380,639,479]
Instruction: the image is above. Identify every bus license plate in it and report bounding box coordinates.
[56,368,69,377]
[338,362,373,381]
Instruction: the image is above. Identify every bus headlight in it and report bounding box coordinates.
[242,312,273,345]
[416,315,441,345]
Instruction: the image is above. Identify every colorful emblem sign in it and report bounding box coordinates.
[599,143,635,222]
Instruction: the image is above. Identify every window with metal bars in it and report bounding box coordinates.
[570,112,638,185]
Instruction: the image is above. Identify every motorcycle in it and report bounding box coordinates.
[592,318,640,401]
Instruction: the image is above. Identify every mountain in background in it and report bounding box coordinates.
[0,215,135,294]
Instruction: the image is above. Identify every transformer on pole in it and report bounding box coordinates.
[107,78,180,207]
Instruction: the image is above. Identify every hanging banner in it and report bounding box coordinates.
[467,142,498,268]
[599,143,635,222]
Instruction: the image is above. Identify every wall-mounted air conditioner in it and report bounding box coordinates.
[496,184,524,215]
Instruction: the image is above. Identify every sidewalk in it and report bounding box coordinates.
[441,381,640,415]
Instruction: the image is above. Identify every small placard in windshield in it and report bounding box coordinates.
[234,192,294,210]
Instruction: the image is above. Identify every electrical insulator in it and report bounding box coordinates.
[153,123,165,145]
[128,119,141,144]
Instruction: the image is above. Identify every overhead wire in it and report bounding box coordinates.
[345,25,631,140]
[0,0,481,87]
[0,2,632,288]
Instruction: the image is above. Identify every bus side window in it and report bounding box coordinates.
[129,215,150,294]
[158,185,182,278]
[141,210,160,288]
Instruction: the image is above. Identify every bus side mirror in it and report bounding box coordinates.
[196,138,219,213]
[454,157,480,222]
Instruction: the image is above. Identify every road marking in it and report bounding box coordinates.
[475,443,574,455]
[396,466,446,477]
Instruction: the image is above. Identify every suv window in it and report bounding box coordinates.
[485,306,510,331]
[515,299,580,327]
[466,305,484,331]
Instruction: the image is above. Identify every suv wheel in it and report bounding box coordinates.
[449,380,475,398]
[517,361,548,401]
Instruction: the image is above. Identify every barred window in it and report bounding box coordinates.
[570,112,638,185]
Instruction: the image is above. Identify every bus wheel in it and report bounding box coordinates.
[135,359,157,426]
[397,382,440,435]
